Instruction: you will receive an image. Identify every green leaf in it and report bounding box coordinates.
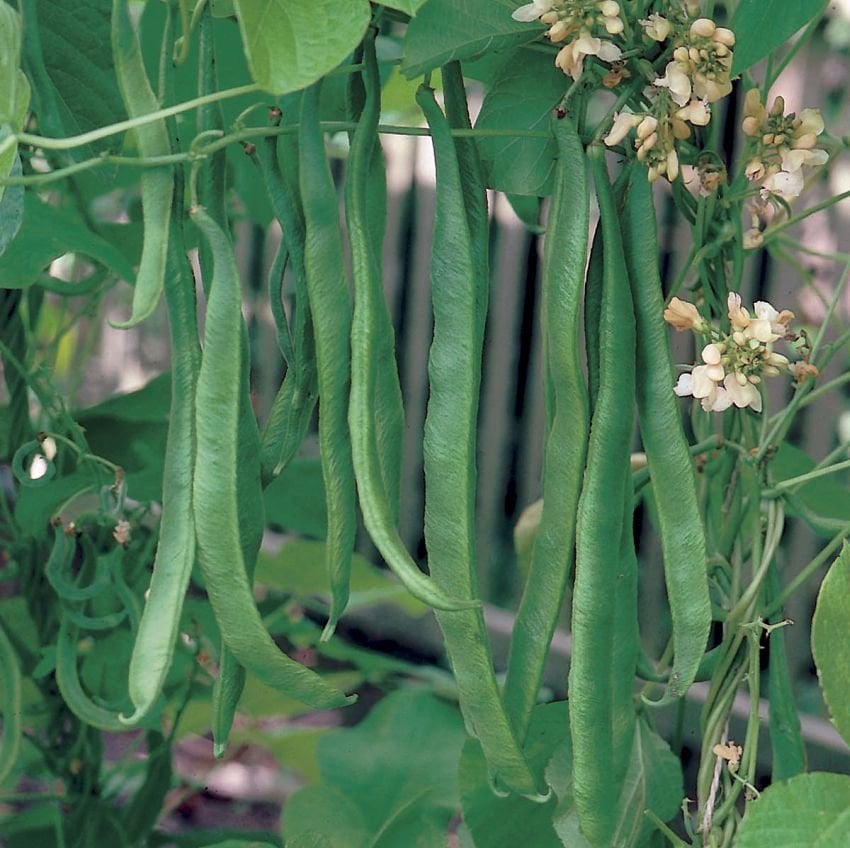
[34,0,125,149]
[13,467,97,536]
[730,0,829,76]
[233,0,370,94]
[263,458,327,538]
[506,193,544,233]
[402,0,538,78]
[284,690,467,847]
[375,0,429,14]
[0,3,23,125]
[772,443,850,537]
[474,49,565,196]
[75,373,171,504]
[736,772,850,846]
[460,702,568,848]
[609,721,684,847]
[0,154,24,255]
[0,193,136,288]
[255,538,429,616]
[812,542,850,748]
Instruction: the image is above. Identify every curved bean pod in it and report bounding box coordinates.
[298,84,358,638]
[568,145,638,846]
[346,45,473,617]
[503,115,590,743]
[0,619,22,785]
[56,614,126,732]
[110,0,172,328]
[190,204,353,710]
[621,167,711,701]
[417,82,541,799]
[122,189,200,726]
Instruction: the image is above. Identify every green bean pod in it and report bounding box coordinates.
[568,145,638,846]
[56,614,127,732]
[110,0,172,328]
[345,46,473,618]
[190,204,354,710]
[0,619,22,785]
[503,116,590,743]
[122,194,200,727]
[212,367,265,755]
[45,523,110,603]
[298,84,358,638]
[257,122,319,485]
[417,83,541,799]
[621,167,711,701]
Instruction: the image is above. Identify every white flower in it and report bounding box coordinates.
[723,373,762,411]
[746,301,784,343]
[640,13,672,42]
[511,0,554,22]
[29,454,49,480]
[604,111,641,146]
[654,61,692,107]
[555,34,621,79]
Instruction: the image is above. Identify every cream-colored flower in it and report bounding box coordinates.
[663,296,703,331]
[555,33,621,79]
[654,60,692,107]
[640,13,672,41]
[727,292,750,331]
[723,373,762,411]
[676,99,711,127]
[511,0,554,22]
[604,111,641,146]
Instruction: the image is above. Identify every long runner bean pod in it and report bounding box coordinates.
[345,37,469,616]
[0,619,22,785]
[298,84,358,638]
[348,42,405,519]
[441,61,488,353]
[416,83,542,799]
[568,145,638,846]
[190,204,354,710]
[122,169,199,727]
[503,115,590,743]
[257,120,318,485]
[110,0,172,328]
[621,168,711,701]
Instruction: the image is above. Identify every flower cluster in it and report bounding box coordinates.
[664,293,813,413]
[602,14,735,182]
[742,89,828,198]
[511,1,624,80]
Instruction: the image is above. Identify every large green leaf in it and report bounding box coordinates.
[474,49,565,196]
[34,0,125,147]
[283,689,467,847]
[0,193,136,288]
[233,0,370,94]
[75,372,171,504]
[607,721,684,847]
[736,772,850,846]
[402,0,538,78]
[772,443,850,537]
[730,0,829,75]
[255,538,430,617]
[460,702,567,848]
[375,0,429,14]
[812,542,850,749]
